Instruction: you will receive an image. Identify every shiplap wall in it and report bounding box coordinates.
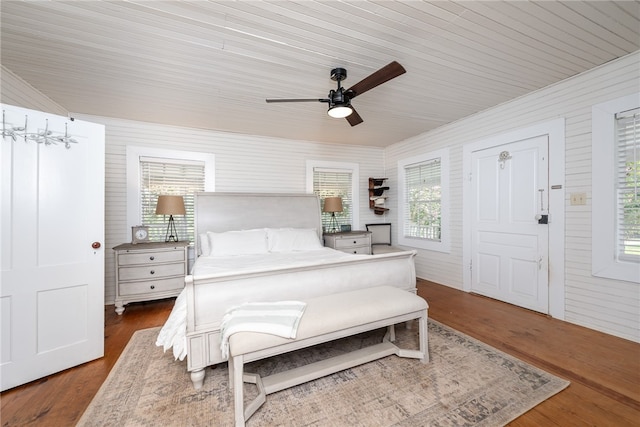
[385,51,640,343]
[66,115,385,305]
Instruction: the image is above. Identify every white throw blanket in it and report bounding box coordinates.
[219,301,307,359]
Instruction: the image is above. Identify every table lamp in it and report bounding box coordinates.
[323,196,343,233]
[155,195,186,242]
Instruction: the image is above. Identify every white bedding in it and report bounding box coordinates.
[156,248,364,360]
[193,247,361,276]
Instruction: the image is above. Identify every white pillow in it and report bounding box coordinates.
[199,233,211,256]
[208,229,268,256]
[267,228,323,252]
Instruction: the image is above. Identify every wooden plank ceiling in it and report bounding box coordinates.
[1,1,638,147]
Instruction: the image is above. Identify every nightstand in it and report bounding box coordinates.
[323,231,372,255]
[113,241,189,314]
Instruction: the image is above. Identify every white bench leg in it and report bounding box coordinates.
[384,324,396,342]
[419,310,429,363]
[231,354,246,427]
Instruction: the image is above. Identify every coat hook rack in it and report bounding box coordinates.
[2,110,78,149]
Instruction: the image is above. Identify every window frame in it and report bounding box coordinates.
[306,160,360,232]
[397,148,450,252]
[592,93,640,283]
[126,146,215,244]
[615,108,640,262]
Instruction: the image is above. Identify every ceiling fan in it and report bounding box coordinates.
[265,61,406,126]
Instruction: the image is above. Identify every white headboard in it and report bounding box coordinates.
[195,192,323,239]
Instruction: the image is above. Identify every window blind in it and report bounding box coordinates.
[313,167,352,232]
[615,108,640,260]
[403,159,441,241]
[139,157,205,243]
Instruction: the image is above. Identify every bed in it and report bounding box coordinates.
[156,192,417,389]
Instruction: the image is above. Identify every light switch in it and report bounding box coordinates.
[570,192,586,205]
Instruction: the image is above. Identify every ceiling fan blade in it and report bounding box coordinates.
[265,98,328,103]
[346,61,406,98]
[346,108,363,126]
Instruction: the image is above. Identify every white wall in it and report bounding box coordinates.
[385,51,640,342]
[68,115,385,304]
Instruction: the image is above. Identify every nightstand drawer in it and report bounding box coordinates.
[118,276,185,296]
[338,246,371,255]
[334,236,370,249]
[118,262,185,281]
[118,250,184,266]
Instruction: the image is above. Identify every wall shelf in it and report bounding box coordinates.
[369,177,389,215]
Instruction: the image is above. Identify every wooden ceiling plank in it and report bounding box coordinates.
[322,1,570,85]
[613,0,640,21]
[534,1,637,56]
[453,1,611,69]
[382,3,573,81]
[562,1,640,47]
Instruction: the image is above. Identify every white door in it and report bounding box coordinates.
[0,104,105,391]
[470,135,549,313]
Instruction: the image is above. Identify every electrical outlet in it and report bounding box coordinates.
[570,192,586,205]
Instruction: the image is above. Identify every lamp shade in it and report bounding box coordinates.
[155,195,186,215]
[323,197,343,213]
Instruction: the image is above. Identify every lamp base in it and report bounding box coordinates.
[165,215,179,242]
[328,213,339,233]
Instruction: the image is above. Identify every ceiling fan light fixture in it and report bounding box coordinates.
[266,61,406,126]
[327,104,353,118]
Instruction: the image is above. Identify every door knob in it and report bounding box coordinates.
[91,242,101,249]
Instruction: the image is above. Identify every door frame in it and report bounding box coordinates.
[462,118,565,320]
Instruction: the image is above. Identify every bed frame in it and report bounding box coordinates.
[183,192,417,388]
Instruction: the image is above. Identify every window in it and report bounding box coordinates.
[127,146,214,244]
[314,169,352,232]
[404,159,441,240]
[306,160,359,232]
[592,93,640,283]
[616,108,640,261]
[398,149,450,252]
[139,158,205,243]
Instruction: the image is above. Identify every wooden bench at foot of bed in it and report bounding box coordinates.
[227,286,429,427]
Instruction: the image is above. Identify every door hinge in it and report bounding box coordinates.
[469,260,473,271]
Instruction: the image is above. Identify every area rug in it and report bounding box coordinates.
[77,321,569,426]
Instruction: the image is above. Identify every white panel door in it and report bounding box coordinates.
[0,104,105,391]
[470,135,549,313]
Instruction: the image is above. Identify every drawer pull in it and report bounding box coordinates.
[149,256,155,261]
[353,240,357,244]
[150,285,155,290]
[353,250,357,253]
[150,270,155,275]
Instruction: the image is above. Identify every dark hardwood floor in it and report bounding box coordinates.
[1,279,639,426]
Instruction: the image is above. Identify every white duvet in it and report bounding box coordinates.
[156,248,363,360]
